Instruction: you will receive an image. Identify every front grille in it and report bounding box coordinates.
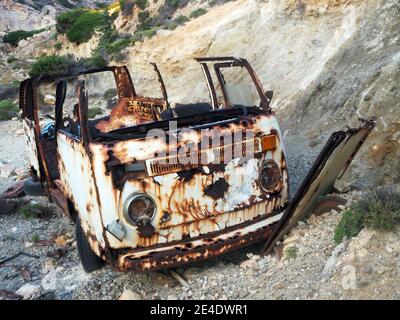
[145,138,262,177]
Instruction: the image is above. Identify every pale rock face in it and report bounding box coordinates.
[0,0,55,32]
[18,39,29,48]
[55,34,100,59]
[118,288,143,300]
[15,283,42,300]
[0,163,14,177]
[44,95,56,105]
[330,227,400,299]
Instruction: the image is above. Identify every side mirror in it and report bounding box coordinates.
[265,90,273,102]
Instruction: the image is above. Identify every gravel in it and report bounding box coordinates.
[1,119,399,300]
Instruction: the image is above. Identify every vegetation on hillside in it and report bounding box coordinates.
[56,8,104,44]
[0,99,19,121]
[3,29,45,46]
[29,55,72,78]
[29,54,107,78]
[42,0,213,68]
[88,107,104,118]
[334,187,400,244]
[189,8,207,18]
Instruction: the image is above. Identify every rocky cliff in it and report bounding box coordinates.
[0,0,113,32]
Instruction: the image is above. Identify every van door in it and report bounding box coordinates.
[20,79,45,181]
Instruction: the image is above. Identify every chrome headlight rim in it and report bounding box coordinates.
[122,193,157,226]
[259,160,282,192]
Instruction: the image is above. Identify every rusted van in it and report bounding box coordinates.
[19,57,374,272]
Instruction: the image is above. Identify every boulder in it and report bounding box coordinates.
[0,164,14,177]
[118,288,142,300]
[44,95,56,105]
[15,284,42,300]
[18,39,28,48]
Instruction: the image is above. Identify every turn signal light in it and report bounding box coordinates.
[261,135,277,152]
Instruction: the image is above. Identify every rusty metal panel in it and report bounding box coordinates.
[89,113,289,252]
[57,132,107,257]
[145,137,262,176]
[19,58,296,269]
[22,120,41,178]
[95,97,167,133]
[261,118,376,255]
[118,212,283,271]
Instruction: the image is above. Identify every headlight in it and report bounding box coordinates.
[123,193,156,226]
[259,160,282,192]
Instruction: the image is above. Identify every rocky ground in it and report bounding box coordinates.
[0,0,399,301]
[1,118,399,300]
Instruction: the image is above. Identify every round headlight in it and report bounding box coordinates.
[259,160,282,192]
[123,193,156,226]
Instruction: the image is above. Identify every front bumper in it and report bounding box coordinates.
[117,212,283,271]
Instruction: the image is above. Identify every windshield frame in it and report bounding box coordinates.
[195,57,271,112]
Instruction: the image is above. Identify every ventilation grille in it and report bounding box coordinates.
[145,138,262,177]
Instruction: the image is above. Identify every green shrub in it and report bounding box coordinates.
[130,32,143,44]
[3,29,44,46]
[334,187,400,244]
[66,11,104,44]
[138,10,150,23]
[363,188,400,230]
[18,203,55,219]
[166,15,189,30]
[91,10,127,61]
[284,246,297,260]
[174,15,189,24]
[88,107,103,118]
[29,55,72,78]
[189,8,207,19]
[80,51,108,69]
[166,0,179,7]
[103,88,117,100]
[134,0,148,10]
[137,16,156,31]
[140,27,158,39]
[56,7,87,34]
[11,80,21,88]
[208,0,235,6]
[334,208,365,244]
[31,233,40,243]
[0,99,18,111]
[54,42,62,50]
[105,38,131,54]
[7,56,18,63]
[0,99,19,121]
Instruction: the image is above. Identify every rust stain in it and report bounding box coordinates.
[19,58,296,271]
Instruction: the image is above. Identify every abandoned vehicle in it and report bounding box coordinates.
[17,57,375,272]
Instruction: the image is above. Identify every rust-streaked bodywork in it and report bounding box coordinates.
[18,57,374,271]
